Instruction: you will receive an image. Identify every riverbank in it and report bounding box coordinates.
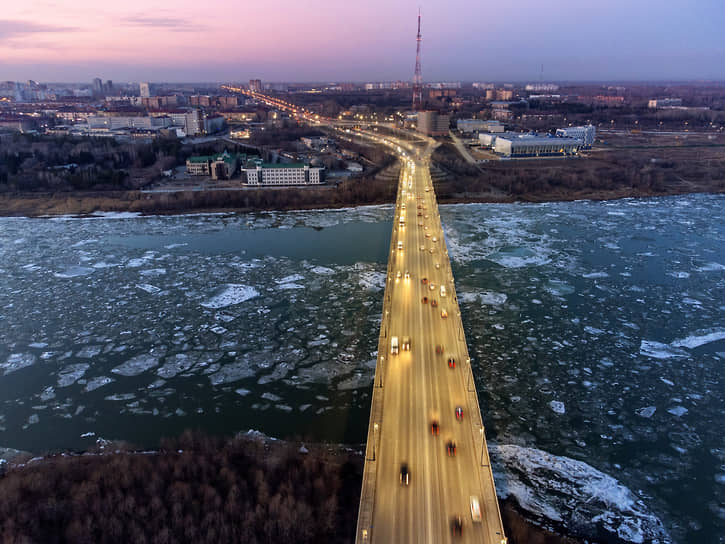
[1,180,723,218]
[0,432,582,544]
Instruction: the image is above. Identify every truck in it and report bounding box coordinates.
[391,336,399,355]
[440,285,447,297]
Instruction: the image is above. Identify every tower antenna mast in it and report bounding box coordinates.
[412,8,423,111]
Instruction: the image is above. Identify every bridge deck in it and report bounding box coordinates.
[356,151,506,543]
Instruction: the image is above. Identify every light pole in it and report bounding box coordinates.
[373,423,379,461]
[377,357,384,388]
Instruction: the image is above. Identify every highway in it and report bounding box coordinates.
[357,141,506,543]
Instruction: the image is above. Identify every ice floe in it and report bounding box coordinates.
[84,376,114,392]
[201,284,259,308]
[111,354,160,377]
[549,400,566,414]
[54,266,95,278]
[1,353,37,375]
[57,363,90,387]
[491,444,670,543]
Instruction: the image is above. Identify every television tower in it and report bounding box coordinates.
[412,8,423,111]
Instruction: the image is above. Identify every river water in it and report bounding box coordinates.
[1,195,723,542]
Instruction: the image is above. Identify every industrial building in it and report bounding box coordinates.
[555,125,596,147]
[457,119,504,134]
[417,111,450,136]
[493,133,580,158]
[243,163,324,186]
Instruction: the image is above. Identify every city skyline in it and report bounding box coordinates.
[1,0,724,82]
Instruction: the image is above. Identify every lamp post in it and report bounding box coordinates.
[480,427,488,467]
[373,423,379,461]
[377,357,384,388]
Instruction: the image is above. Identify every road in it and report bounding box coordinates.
[449,131,483,170]
[357,141,506,544]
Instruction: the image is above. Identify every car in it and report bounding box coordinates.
[432,236,437,242]
[420,245,425,251]
[435,344,443,355]
[421,277,428,285]
[400,463,410,485]
[470,496,482,523]
[396,270,402,282]
[425,214,429,219]
[425,232,431,238]
[401,203,406,210]
[429,248,434,253]
[447,356,455,368]
[418,222,424,227]
[431,421,440,435]
[446,441,457,456]
[397,241,403,251]
[441,309,448,318]
[431,299,438,307]
[422,296,428,304]
[417,212,423,217]
[450,516,462,536]
[404,271,410,280]
[455,406,463,420]
[402,336,411,351]
[435,263,440,269]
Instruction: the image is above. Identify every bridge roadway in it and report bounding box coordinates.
[356,148,506,543]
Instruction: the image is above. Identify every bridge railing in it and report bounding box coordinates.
[355,165,405,544]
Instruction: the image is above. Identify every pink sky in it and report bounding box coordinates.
[1,0,723,81]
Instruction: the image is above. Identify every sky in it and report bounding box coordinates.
[0,0,724,83]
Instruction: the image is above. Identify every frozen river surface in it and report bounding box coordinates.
[1,195,724,542]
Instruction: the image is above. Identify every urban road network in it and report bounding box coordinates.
[222,87,506,542]
[356,137,506,543]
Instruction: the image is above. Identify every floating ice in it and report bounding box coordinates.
[636,406,656,418]
[311,266,335,275]
[277,274,305,284]
[76,345,101,358]
[278,282,304,290]
[139,268,166,276]
[156,353,197,379]
[111,354,160,377]
[583,271,609,279]
[2,353,37,375]
[137,283,161,294]
[54,266,95,278]
[39,386,56,401]
[84,376,114,392]
[695,262,725,272]
[480,291,508,305]
[104,393,136,401]
[261,392,282,402]
[358,271,386,291]
[57,363,90,387]
[639,341,687,360]
[201,284,259,308]
[671,329,725,349]
[209,361,255,385]
[491,444,670,543]
[29,342,48,349]
[549,400,566,414]
[667,406,688,417]
[235,388,251,396]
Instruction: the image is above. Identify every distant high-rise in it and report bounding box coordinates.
[139,82,151,98]
[412,9,423,111]
[249,79,262,92]
[105,80,113,93]
[92,77,103,95]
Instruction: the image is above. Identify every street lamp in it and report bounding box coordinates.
[378,356,384,388]
[480,427,488,466]
[373,423,379,461]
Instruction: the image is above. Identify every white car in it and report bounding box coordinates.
[470,496,482,523]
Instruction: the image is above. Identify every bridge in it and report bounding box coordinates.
[220,86,506,542]
[356,139,506,543]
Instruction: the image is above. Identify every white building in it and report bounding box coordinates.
[494,134,580,157]
[555,125,596,147]
[243,163,324,186]
[86,115,171,130]
[139,82,151,98]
